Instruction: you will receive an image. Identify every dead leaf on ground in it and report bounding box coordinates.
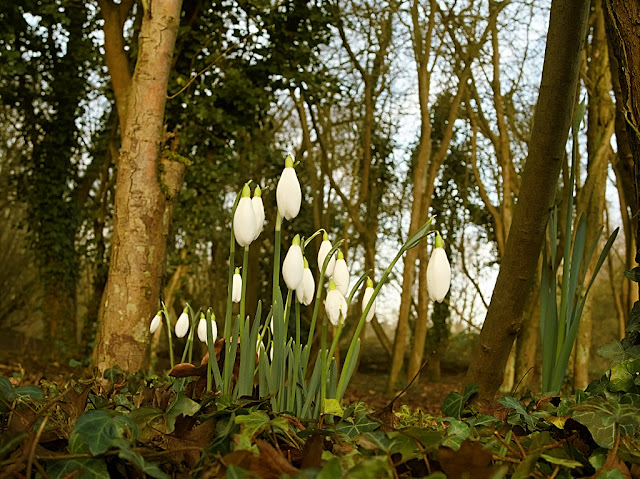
[438,440,497,479]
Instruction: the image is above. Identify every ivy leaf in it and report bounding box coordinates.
[14,385,44,400]
[441,383,479,419]
[336,412,380,438]
[624,268,640,282]
[166,393,200,433]
[73,410,118,455]
[111,437,168,479]
[498,396,536,430]
[596,341,627,365]
[571,410,615,449]
[46,458,109,479]
[235,411,271,441]
[540,454,582,468]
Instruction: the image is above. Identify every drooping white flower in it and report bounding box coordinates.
[333,250,350,297]
[234,184,257,247]
[276,155,301,220]
[317,232,336,277]
[283,234,304,290]
[197,314,217,344]
[175,309,190,338]
[362,277,376,323]
[296,257,315,306]
[325,279,348,326]
[252,185,265,241]
[149,311,162,334]
[232,267,242,303]
[426,232,451,303]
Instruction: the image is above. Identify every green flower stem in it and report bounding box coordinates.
[240,246,249,335]
[303,229,324,248]
[320,315,327,416]
[306,240,345,351]
[295,299,301,345]
[161,302,174,370]
[327,320,344,364]
[222,190,243,394]
[336,220,434,399]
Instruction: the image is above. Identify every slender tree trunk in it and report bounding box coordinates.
[574,0,614,389]
[465,0,590,403]
[94,0,185,373]
[604,1,640,293]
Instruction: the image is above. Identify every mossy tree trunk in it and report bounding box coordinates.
[93,0,185,373]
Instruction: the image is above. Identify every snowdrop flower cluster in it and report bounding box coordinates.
[426,232,451,303]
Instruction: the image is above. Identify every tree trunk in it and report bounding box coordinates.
[574,0,613,390]
[465,0,590,403]
[94,0,185,373]
[604,0,640,302]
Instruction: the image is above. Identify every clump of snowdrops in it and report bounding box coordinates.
[149,155,451,418]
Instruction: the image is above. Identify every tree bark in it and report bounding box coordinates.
[604,0,640,301]
[94,0,185,373]
[465,0,590,403]
[574,0,614,390]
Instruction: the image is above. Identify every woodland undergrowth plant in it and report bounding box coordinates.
[149,155,448,419]
[540,102,618,395]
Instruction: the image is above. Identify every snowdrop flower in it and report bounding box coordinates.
[234,184,257,247]
[333,250,350,297]
[317,232,336,277]
[296,257,315,306]
[325,279,348,326]
[362,277,376,323]
[426,232,451,303]
[149,311,162,334]
[252,185,265,241]
[175,308,190,338]
[232,267,242,303]
[276,155,301,220]
[197,313,217,344]
[283,234,304,290]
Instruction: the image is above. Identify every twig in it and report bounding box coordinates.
[493,431,520,458]
[512,433,527,459]
[492,454,520,464]
[549,465,560,479]
[27,415,49,478]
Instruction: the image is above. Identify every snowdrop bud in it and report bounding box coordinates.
[276,155,301,220]
[296,257,315,306]
[197,313,217,344]
[317,232,336,277]
[283,234,304,290]
[232,267,242,303]
[362,277,376,323]
[149,311,162,334]
[325,279,348,326]
[426,233,451,303]
[234,184,257,247]
[175,308,190,338]
[333,250,350,297]
[252,185,265,241]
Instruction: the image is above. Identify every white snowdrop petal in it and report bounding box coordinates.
[333,259,350,297]
[426,247,451,303]
[232,273,242,303]
[325,289,348,326]
[296,267,315,306]
[175,312,190,338]
[317,240,336,277]
[197,318,217,344]
[362,287,376,322]
[276,168,302,220]
[252,196,265,241]
[149,314,162,334]
[233,197,257,247]
[283,244,304,290]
